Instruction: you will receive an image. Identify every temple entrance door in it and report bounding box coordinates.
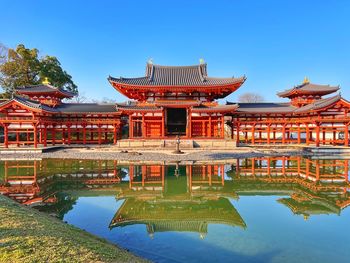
[166,108,187,136]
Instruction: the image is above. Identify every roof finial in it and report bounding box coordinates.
[42,77,50,85]
[303,77,310,84]
[148,58,153,64]
[199,58,205,64]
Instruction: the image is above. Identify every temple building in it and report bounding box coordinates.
[0,61,349,148]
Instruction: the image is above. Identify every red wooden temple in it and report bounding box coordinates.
[0,61,349,148]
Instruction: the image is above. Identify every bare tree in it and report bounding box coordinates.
[91,97,117,104]
[69,92,88,103]
[0,43,8,64]
[238,92,264,103]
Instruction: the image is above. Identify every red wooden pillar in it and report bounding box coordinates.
[16,131,19,147]
[129,166,134,189]
[39,127,42,144]
[220,164,225,186]
[306,125,309,145]
[322,130,326,145]
[282,125,286,144]
[4,125,8,148]
[344,160,349,182]
[267,125,271,144]
[52,128,56,146]
[202,120,205,137]
[98,125,102,145]
[297,124,301,144]
[221,115,225,138]
[104,131,108,143]
[43,126,47,147]
[236,122,240,145]
[67,126,71,145]
[282,156,286,175]
[208,114,212,138]
[33,125,38,148]
[77,129,80,142]
[251,124,255,145]
[315,122,320,147]
[258,131,262,142]
[162,110,165,138]
[113,125,117,144]
[142,113,146,138]
[62,128,66,144]
[129,115,133,139]
[141,165,146,187]
[315,161,320,181]
[188,165,192,192]
[345,123,349,146]
[83,125,86,145]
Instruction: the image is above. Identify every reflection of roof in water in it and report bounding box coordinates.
[278,197,340,216]
[109,197,246,232]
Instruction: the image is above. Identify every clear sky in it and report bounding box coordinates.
[1,0,349,103]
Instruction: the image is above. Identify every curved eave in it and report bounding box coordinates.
[192,105,238,113]
[155,101,202,108]
[108,76,246,100]
[294,94,343,114]
[0,99,54,114]
[109,218,246,230]
[277,86,340,98]
[57,111,120,115]
[16,89,75,99]
[116,106,163,113]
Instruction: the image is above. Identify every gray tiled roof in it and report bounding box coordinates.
[109,63,245,87]
[56,103,118,114]
[227,94,342,114]
[277,82,339,98]
[192,104,238,113]
[227,102,296,114]
[0,96,118,114]
[16,84,76,98]
[294,94,342,113]
[0,96,56,112]
[116,103,162,112]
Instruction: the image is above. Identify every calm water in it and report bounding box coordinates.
[1,157,350,262]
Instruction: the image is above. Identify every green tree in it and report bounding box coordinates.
[0,44,41,96]
[39,56,77,93]
[0,44,77,98]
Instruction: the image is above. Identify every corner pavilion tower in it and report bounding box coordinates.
[109,61,245,139]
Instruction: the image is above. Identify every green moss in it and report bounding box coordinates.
[0,195,146,263]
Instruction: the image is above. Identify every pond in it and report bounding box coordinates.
[1,157,350,263]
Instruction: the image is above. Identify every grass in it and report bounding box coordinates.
[0,195,146,263]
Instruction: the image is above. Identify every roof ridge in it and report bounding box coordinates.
[151,64,203,68]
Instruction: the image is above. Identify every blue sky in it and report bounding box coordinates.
[1,0,349,102]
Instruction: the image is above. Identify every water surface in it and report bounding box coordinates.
[1,157,349,262]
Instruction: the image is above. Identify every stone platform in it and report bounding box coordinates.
[116,139,236,150]
[0,145,63,154]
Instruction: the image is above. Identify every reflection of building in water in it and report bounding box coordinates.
[110,197,245,239]
[111,164,245,238]
[0,159,122,207]
[1,157,350,226]
[234,157,350,217]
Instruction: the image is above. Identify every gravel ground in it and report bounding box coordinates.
[0,147,309,163]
